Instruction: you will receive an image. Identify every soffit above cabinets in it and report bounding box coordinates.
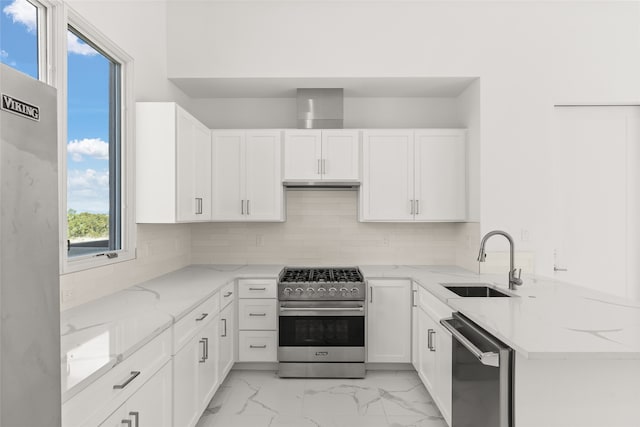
[169,77,478,99]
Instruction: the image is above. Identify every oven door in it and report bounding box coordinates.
[278,301,365,362]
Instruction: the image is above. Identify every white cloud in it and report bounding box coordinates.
[67,138,109,162]
[67,32,98,56]
[2,0,37,32]
[67,169,110,214]
[0,50,8,59]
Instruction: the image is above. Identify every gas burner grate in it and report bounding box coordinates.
[279,267,363,284]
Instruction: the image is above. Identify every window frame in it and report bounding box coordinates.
[58,5,135,274]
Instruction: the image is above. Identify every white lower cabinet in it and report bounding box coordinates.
[218,299,235,380]
[174,313,220,427]
[416,288,453,426]
[367,279,412,363]
[238,330,277,362]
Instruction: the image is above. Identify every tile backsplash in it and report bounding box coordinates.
[192,191,479,266]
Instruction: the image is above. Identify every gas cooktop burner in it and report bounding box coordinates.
[278,267,365,301]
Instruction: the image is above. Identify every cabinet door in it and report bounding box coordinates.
[414,130,466,221]
[245,131,284,221]
[360,130,414,221]
[367,280,411,363]
[125,362,172,427]
[173,334,202,427]
[176,107,199,222]
[411,283,419,370]
[211,131,245,220]
[193,120,212,220]
[418,308,437,394]
[218,303,235,381]
[198,314,220,411]
[284,130,322,180]
[435,325,452,426]
[321,130,360,180]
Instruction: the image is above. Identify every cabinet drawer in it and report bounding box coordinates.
[62,328,172,427]
[238,279,277,299]
[418,285,453,320]
[238,299,277,330]
[220,281,235,309]
[238,331,277,362]
[174,292,220,353]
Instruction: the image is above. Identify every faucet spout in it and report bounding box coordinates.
[477,230,522,290]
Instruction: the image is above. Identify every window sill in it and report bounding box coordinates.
[61,248,136,275]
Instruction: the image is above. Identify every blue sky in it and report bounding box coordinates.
[1,0,111,215]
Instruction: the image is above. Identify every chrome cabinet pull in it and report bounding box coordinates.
[369,286,373,303]
[415,199,420,215]
[203,337,209,360]
[427,329,434,351]
[195,313,208,322]
[247,199,250,215]
[113,371,140,389]
[224,291,233,297]
[428,329,436,352]
[199,339,207,363]
[412,289,417,307]
[249,287,266,291]
[221,318,227,337]
[249,313,266,317]
[241,199,245,215]
[129,412,139,427]
[250,344,267,349]
[195,197,203,214]
[121,420,132,427]
[554,266,568,272]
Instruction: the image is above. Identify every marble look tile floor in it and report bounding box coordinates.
[195,370,447,427]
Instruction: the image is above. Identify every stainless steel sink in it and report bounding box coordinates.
[440,283,512,298]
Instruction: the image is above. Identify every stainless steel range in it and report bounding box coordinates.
[277,267,366,378]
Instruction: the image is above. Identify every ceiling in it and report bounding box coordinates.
[169,77,478,99]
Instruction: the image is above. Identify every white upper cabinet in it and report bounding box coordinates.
[284,129,360,180]
[360,130,414,221]
[136,102,212,223]
[414,129,466,221]
[211,130,284,221]
[360,129,467,222]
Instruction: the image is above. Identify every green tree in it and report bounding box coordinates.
[67,209,109,240]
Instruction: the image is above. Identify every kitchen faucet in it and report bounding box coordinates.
[477,230,522,290]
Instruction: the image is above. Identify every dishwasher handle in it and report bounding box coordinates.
[441,318,500,368]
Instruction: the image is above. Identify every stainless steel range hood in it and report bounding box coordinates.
[297,88,343,129]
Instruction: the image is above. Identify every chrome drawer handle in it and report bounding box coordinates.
[199,338,207,363]
[221,318,227,337]
[113,371,140,389]
[196,313,208,321]
[121,420,132,427]
[250,344,267,349]
[249,313,266,316]
[224,291,233,297]
[249,287,266,291]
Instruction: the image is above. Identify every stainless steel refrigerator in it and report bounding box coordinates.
[1,64,61,426]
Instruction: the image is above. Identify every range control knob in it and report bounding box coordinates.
[295,287,304,296]
[306,287,315,294]
[317,287,327,295]
[328,287,337,296]
[350,287,360,296]
[283,287,293,296]
[339,287,349,296]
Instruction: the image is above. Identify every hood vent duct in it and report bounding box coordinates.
[297,88,343,129]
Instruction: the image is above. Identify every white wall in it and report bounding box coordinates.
[60,1,194,310]
[190,97,462,129]
[168,1,640,279]
[191,191,478,266]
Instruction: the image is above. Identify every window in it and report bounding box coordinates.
[0,0,45,79]
[62,11,134,271]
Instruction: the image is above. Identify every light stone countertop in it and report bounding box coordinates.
[61,263,640,403]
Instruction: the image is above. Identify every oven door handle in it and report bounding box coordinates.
[280,307,364,312]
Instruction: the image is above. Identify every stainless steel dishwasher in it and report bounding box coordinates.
[441,313,513,427]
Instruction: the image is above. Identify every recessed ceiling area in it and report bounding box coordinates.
[170,77,478,98]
